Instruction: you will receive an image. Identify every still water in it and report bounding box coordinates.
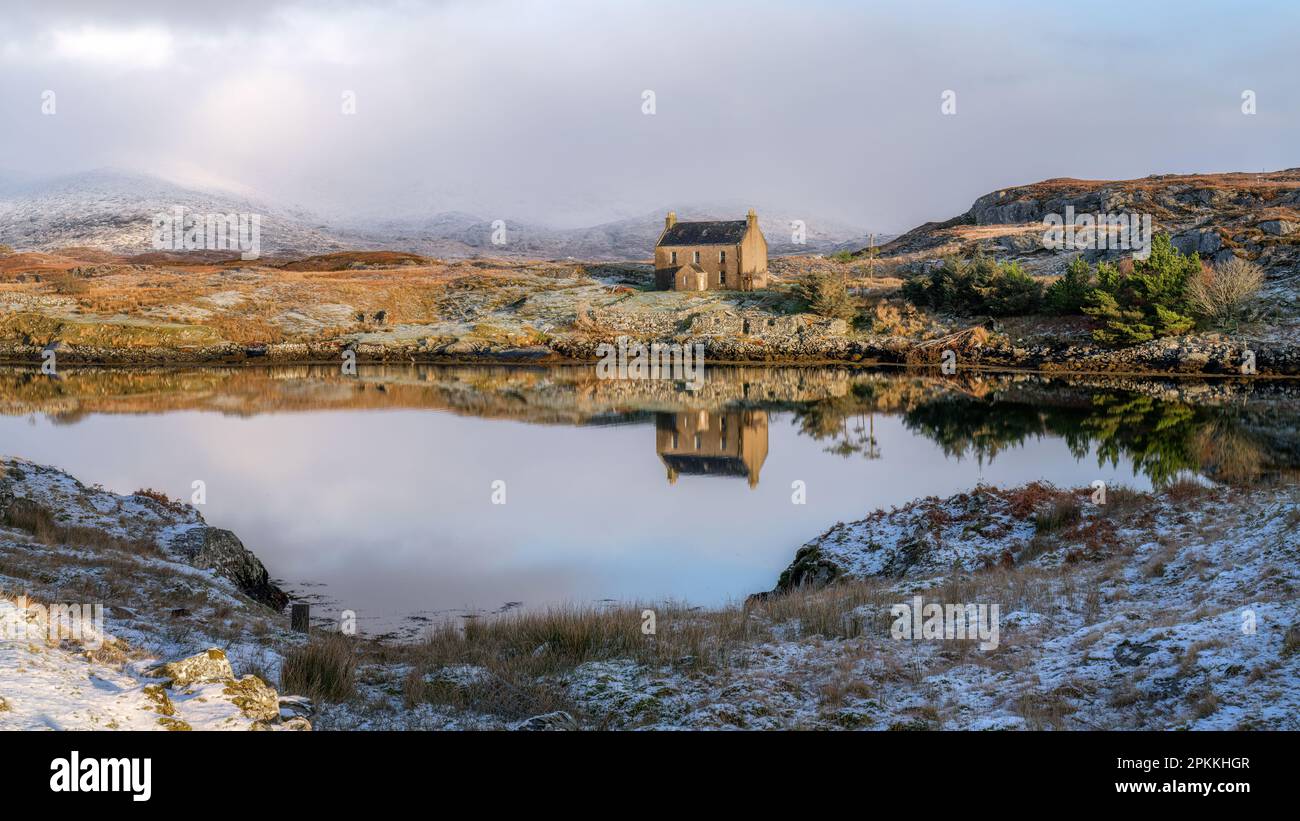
[1,365,1293,636]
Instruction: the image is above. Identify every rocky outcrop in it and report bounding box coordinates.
[768,483,1061,595]
[169,527,289,611]
[0,457,288,611]
[145,648,311,730]
[876,169,1300,279]
[146,647,234,687]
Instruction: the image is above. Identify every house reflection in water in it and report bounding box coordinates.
[656,409,769,488]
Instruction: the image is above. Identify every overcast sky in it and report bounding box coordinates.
[1,0,1297,231]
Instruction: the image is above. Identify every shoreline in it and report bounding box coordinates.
[3,455,1298,730]
[5,342,1300,379]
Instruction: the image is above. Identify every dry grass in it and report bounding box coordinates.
[45,269,90,295]
[280,632,358,702]
[1178,638,1226,678]
[1014,689,1076,730]
[132,488,189,515]
[1034,493,1082,534]
[0,248,570,348]
[1282,624,1300,657]
[2,498,161,557]
[390,581,902,719]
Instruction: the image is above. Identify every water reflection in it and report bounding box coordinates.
[657,409,768,487]
[2,364,1299,490]
[2,364,1299,628]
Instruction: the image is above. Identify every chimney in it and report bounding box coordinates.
[746,208,758,228]
[665,211,677,230]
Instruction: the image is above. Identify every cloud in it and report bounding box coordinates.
[49,25,175,68]
[1,0,1298,233]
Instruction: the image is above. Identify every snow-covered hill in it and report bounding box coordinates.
[0,169,878,260]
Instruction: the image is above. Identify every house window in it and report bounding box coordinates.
[694,433,702,450]
[720,272,726,285]
[670,251,677,265]
[693,250,700,264]
[719,250,726,264]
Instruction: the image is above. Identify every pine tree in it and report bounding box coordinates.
[1083,235,1199,344]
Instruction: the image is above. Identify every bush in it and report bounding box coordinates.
[1083,234,1200,344]
[1045,257,1094,315]
[901,255,1044,317]
[985,261,1043,315]
[1186,256,1263,328]
[47,269,89,296]
[280,632,357,702]
[798,270,857,320]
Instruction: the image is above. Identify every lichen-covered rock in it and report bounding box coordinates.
[142,683,176,716]
[222,675,280,722]
[157,716,192,731]
[169,527,288,611]
[147,648,234,687]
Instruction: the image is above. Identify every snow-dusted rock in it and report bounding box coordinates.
[170,527,288,611]
[146,648,234,687]
[513,711,579,731]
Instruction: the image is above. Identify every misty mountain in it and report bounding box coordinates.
[0,169,352,257]
[0,169,879,260]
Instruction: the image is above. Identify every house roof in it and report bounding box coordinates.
[658,219,748,247]
[659,453,751,477]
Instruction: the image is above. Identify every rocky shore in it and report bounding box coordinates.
[0,457,307,731]
[4,454,1297,731]
[4,325,1299,376]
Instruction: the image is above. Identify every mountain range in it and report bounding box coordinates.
[0,169,880,261]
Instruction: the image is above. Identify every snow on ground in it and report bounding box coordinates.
[348,481,1300,730]
[0,457,309,730]
[581,482,1300,730]
[3,453,1298,731]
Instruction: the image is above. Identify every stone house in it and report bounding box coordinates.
[654,210,769,291]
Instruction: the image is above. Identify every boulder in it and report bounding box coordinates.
[1169,234,1198,256]
[1259,219,1298,236]
[147,648,234,687]
[170,527,288,611]
[774,545,843,592]
[278,694,316,721]
[1171,229,1220,256]
[222,675,280,722]
[1000,233,1042,254]
[970,192,1042,225]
